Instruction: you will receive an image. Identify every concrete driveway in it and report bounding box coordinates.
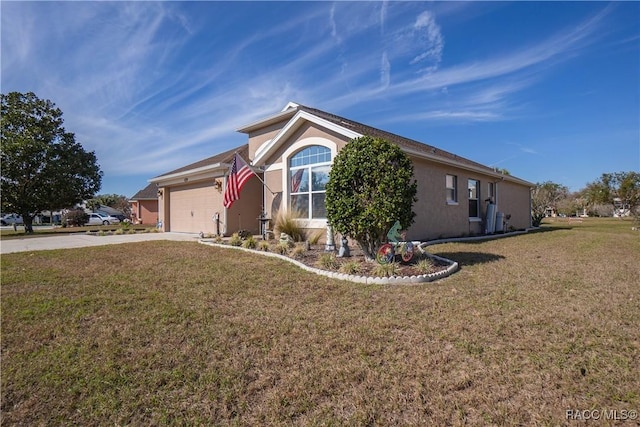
[0,232,201,254]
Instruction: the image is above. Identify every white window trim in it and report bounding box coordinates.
[468,178,480,219]
[281,137,338,223]
[446,174,458,204]
[488,182,498,205]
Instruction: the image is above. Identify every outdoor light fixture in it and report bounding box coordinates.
[214,179,223,192]
[157,189,163,197]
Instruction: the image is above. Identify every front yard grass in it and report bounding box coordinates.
[1,218,638,425]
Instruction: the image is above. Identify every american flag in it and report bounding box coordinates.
[223,154,255,208]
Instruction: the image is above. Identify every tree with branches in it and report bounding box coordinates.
[1,92,102,233]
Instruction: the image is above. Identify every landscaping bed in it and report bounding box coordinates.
[203,236,451,279]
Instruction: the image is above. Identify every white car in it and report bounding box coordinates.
[87,213,120,225]
[1,214,24,225]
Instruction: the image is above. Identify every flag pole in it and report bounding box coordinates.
[224,152,277,196]
[248,166,277,196]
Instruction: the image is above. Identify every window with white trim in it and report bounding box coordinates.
[468,179,480,218]
[289,146,331,219]
[446,174,458,203]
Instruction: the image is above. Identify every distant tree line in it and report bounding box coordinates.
[531,171,640,226]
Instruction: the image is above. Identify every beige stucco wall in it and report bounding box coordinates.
[156,175,262,235]
[253,122,532,240]
[495,180,532,231]
[247,118,291,160]
[410,158,532,239]
[224,176,262,235]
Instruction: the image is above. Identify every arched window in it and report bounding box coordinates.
[289,145,331,219]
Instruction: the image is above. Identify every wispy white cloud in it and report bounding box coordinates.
[380,51,391,89]
[380,0,388,35]
[410,11,444,70]
[325,4,610,117]
[1,1,627,197]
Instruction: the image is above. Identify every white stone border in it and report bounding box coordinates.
[198,229,534,285]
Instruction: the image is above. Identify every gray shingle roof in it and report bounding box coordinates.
[296,104,497,174]
[153,144,248,179]
[130,183,157,200]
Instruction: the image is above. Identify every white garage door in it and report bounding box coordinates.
[168,181,219,233]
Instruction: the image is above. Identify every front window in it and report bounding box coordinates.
[289,146,331,219]
[468,179,480,218]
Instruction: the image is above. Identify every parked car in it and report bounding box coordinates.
[111,214,130,223]
[87,213,120,225]
[1,214,24,225]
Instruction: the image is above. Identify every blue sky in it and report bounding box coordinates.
[2,1,638,197]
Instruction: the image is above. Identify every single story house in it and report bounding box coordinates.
[129,183,160,225]
[150,102,533,240]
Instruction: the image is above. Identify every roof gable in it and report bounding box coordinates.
[150,144,248,185]
[130,183,157,200]
[251,110,360,166]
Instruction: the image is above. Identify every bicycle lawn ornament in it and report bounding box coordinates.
[376,220,416,264]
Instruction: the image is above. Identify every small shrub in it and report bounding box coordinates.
[274,209,307,242]
[214,235,223,243]
[317,253,340,270]
[114,228,125,235]
[243,235,257,249]
[373,262,398,277]
[120,221,132,231]
[274,242,290,255]
[415,257,435,274]
[339,261,361,275]
[229,233,242,246]
[290,244,307,259]
[237,229,251,239]
[98,230,107,237]
[258,240,270,252]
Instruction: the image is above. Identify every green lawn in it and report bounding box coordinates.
[2,218,639,425]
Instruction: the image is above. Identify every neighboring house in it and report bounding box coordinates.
[129,183,160,225]
[94,204,123,217]
[150,102,534,239]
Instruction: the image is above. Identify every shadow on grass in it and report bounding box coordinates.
[433,251,505,267]
[429,226,572,246]
[530,225,574,233]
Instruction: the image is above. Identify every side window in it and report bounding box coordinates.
[446,174,457,203]
[468,179,480,218]
[488,182,496,204]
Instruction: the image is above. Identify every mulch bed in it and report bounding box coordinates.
[265,242,450,278]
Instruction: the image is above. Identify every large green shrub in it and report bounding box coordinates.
[325,136,417,260]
